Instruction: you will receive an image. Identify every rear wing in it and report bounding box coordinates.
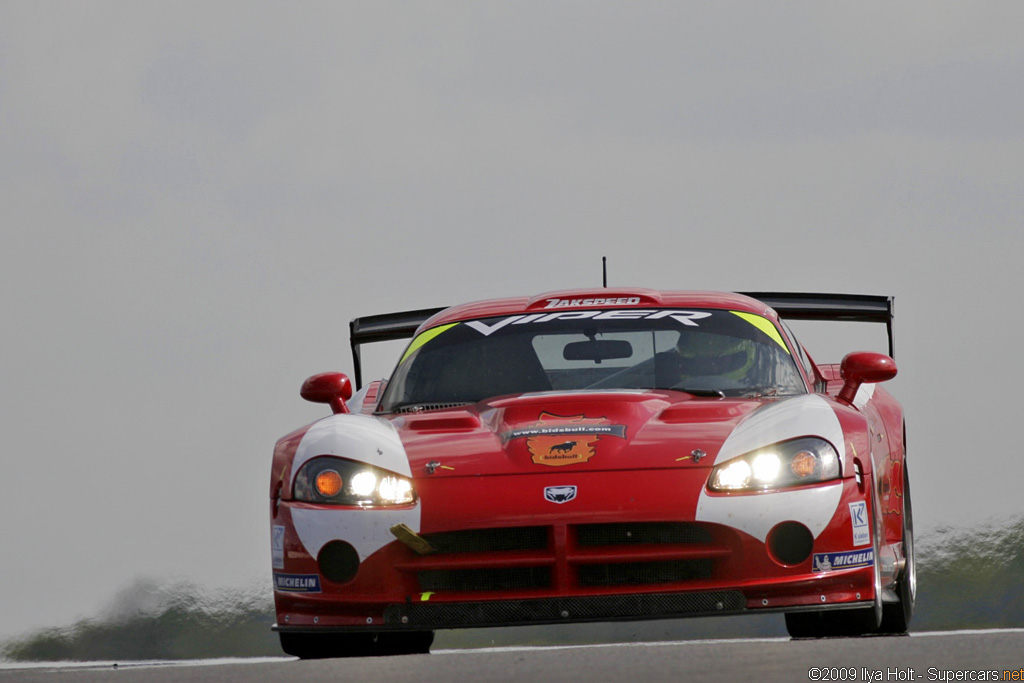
[739,292,895,360]
[349,307,445,388]
[348,293,894,389]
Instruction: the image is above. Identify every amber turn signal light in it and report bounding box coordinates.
[790,451,817,478]
[315,470,343,497]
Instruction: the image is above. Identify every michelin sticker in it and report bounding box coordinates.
[849,501,871,547]
[272,525,285,570]
[273,573,321,593]
[813,549,874,572]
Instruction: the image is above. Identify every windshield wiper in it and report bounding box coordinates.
[741,387,798,399]
[673,387,726,398]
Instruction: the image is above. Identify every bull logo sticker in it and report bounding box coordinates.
[544,485,578,504]
[504,413,627,467]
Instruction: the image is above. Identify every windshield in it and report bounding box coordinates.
[378,308,806,412]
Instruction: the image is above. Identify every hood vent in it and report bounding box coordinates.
[393,402,474,414]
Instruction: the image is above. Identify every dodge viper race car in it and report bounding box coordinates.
[269,289,913,658]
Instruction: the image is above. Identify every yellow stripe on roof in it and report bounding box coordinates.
[730,311,789,353]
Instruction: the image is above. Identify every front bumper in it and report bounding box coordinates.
[271,472,877,632]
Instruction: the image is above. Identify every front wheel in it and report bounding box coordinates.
[787,459,915,638]
[787,473,885,639]
[878,460,915,634]
[785,607,878,638]
[279,630,434,659]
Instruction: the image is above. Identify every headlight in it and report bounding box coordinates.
[293,456,416,506]
[708,437,840,492]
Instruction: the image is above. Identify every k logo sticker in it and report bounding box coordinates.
[850,501,870,547]
[271,525,285,570]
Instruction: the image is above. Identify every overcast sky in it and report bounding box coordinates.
[2,2,1023,641]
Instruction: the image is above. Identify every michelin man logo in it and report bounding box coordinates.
[812,550,874,573]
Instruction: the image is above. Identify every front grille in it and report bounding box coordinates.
[398,521,733,595]
[422,527,548,554]
[578,560,714,587]
[419,567,552,592]
[383,591,746,628]
[577,522,712,546]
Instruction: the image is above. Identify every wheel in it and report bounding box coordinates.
[786,472,885,639]
[279,630,434,659]
[877,460,914,634]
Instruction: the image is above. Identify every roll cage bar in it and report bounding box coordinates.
[348,293,894,389]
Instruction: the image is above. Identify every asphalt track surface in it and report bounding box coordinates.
[3,630,1023,682]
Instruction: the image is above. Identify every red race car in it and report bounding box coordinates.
[269,289,913,657]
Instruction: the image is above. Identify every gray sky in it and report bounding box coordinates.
[2,2,1023,640]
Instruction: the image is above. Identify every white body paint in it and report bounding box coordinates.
[289,413,420,561]
[291,413,412,478]
[696,394,845,542]
[291,506,420,562]
[344,383,372,415]
[853,382,875,409]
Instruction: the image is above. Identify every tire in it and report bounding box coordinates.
[877,460,914,634]
[786,472,884,639]
[785,607,878,638]
[279,630,434,659]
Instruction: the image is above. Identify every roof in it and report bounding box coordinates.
[420,288,776,330]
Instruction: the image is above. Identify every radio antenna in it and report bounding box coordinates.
[602,257,608,288]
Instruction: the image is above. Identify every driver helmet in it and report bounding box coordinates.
[674,331,757,379]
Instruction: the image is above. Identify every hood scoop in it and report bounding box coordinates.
[402,410,482,432]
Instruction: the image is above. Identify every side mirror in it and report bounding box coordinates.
[838,352,897,405]
[300,372,353,414]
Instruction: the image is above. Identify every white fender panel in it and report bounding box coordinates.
[853,382,875,409]
[708,394,845,466]
[696,394,845,542]
[291,413,411,480]
[696,482,843,543]
[291,506,420,562]
[289,413,418,560]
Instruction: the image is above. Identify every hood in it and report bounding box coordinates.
[390,391,768,478]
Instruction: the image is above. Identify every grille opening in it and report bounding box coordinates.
[576,522,713,547]
[421,527,548,554]
[578,559,714,587]
[418,567,552,592]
